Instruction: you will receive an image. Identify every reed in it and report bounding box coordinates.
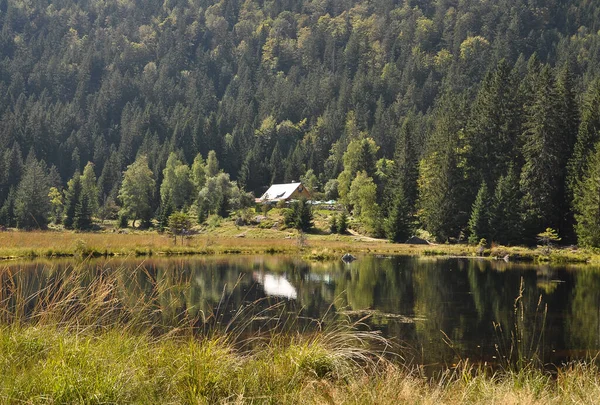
[2,260,600,403]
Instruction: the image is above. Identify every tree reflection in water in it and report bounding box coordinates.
[2,255,599,367]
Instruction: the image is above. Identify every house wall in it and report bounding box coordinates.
[288,186,311,200]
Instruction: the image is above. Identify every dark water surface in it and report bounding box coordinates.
[3,255,600,368]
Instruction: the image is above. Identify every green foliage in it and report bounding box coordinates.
[337,212,348,234]
[284,199,314,232]
[73,192,93,231]
[329,215,338,234]
[14,155,51,230]
[63,173,82,229]
[81,162,99,216]
[468,183,491,245]
[118,156,155,228]
[536,228,561,247]
[489,167,522,246]
[386,188,411,243]
[417,96,469,242]
[574,143,600,247]
[205,150,220,178]
[3,0,600,246]
[160,153,194,210]
[48,187,63,225]
[348,171,381,236]
[168,211,192,245]
[519,66,563,241]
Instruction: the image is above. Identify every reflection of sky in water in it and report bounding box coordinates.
[253,272,297,299]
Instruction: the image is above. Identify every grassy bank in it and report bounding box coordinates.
[2,325,600,404]
[2,249,600,403]
[0,227,597,264]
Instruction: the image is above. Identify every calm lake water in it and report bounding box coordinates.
[3,254,600,368]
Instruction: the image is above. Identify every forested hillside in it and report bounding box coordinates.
[2,0,600,245]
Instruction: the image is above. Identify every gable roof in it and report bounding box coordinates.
[259,182,303,201]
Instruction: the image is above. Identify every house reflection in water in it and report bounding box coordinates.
[252,272,297,299]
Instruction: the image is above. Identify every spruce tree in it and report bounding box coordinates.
[386,187,411,243]
[519,65,563,241]
[0,187,16,227]
[14,154,50,230]
[63,172,82,229]
[417,94,469,241]
[574,143,600,247]
[468,182,491,245]
[567,79,600,197]
[73,192,93,230]
[81,162,99,216]
[490,167,522,245]
[465,60,521,187]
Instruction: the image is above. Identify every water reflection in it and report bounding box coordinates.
[2,255,600,367]
[253,272,297,299]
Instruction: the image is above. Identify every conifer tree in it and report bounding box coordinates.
[158,193,174,232]
[519,65,563,241]
[205,150,220,178]
[14,154,50,230]
[63,172,82,229]
[0,187,16,227]
[81,162,99,216]
[468,182,491,245]
[417,95,469,241]
[574,143,600,247]
[567,79,600,196]
[386,187,411,243]
[490,167,522,245]
[465,60,521,187]
[73,192,93,230]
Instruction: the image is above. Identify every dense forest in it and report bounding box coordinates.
[2,0,600,246]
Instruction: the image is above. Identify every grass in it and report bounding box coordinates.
[2,259,600,403]
[0,223,597,264]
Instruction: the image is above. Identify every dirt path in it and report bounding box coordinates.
[346,228,387,242]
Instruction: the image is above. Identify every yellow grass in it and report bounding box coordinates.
[0,223,596,264]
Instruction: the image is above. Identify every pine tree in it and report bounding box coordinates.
[567,79,600,197]
[465,60,521,187]
[81,162,99,216]
[555,63,580,240]
[158,193,174,232]
[519,65,563,241]
[468,182,491,245]
[574,143,600,247]
[337,211,348,234]
[490,167,522,245]
[63,172,82,229]
[14,154,50,230]
[385,187,411,243]
[205,150,219,178]
[73,192,93,230]
[0,187,16,227]
[417,94,469,241]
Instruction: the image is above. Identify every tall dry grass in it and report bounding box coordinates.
[2,259,600,403]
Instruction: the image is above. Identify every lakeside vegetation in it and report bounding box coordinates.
[1,258,600,404]
[0,223,597,264]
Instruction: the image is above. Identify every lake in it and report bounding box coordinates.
[2,254,599,369]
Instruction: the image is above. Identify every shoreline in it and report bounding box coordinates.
[0,228,596,264]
